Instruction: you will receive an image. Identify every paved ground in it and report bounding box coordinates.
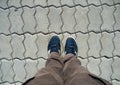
[0,0,120,85]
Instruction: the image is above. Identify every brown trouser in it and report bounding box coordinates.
[23,52,111,85]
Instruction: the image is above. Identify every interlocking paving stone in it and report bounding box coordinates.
[9,8,23,34]
[74,0,87,6]
[100,57,113,81]
[49,7,62,33]
[101,32,114,57]
[88,0,100,5]
[24,34,37,59]
[0,9,10,34]
[11,34,25,59]
[62,7,75,33]
[1,60,14,82]
[101,0,113,5]
[112,80,120,85]
[88,32,101,58]
[88,6,102,32]
[113,32,120,56]
[114,0,120,4]
[13,59,26,82]
[22,8,35,33]
[8,0,21,7]
[22,0,34,7]
[34,0,47,6]
[61,0,74,6]
[48,0,60,6]
[0,35,12,59]
[87,57,100,76]
[101,6,115,32]
[4,82,22,85]
[0,0,7,8]
[35,7,49,33]
[0,61,2,82]
[76,33,88,58]
[114,5,120,31]
[75,6,88,33]
[36,34,49,59]
[112,57,120,80]
[25,59,38,80]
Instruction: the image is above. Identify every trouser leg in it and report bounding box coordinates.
[24,52,64,85]
[63,54,111,85]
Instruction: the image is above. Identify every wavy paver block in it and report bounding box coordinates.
[49,7,62,33]
[88,32,101,58]
[13,59,26,82]
[11,34,25,59]
[10,8,23,34]
[24,34,37,59]
[112,57,120,80]
[0,35,12,59]
[76,33,88,58]
[100,57,113,81]
[1,60,14,82]
[0,9,10,34]
[75,6,88,33]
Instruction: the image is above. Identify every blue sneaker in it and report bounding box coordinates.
[65,37,78,56]
[48,36,61,54]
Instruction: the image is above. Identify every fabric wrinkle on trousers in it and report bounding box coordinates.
[23,53,111,85]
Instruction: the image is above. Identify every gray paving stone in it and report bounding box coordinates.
[25,59,37,80]
[1,60,14,82]
[24,34,37,59]
[0,35,12,59]
[61,0,74,6]
[114,0,120,4]
[22,0,34,7]
[48,0,60,6]
[101,0,113,5]
[75,6,88,33]
[11,34,25,59]
[112,57,120,80]
[87,57,100,76]
[0,61,2,82]
[101,6,115,31]
[9,8,23,34]
[0,82,21,85]
[88,32,101,58]
[100,57,113,81]
[76,33,88,58]
[101,32,114,57]
[8,0,21,7]
[49,7,62,33]
[34,0,47,6]
[0,0,7,8]
[114,5,120,31]
[88,6,102,32]
[13,59,26,82]
[62,7,75,33]
[74,0,87,6]
[113,32,120,56]
[0,9,10,34]
[23,8,35,33]
[112,80,120,85]
[88,0,100,5]
[36,34,49,59]
[35,7,49,33]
